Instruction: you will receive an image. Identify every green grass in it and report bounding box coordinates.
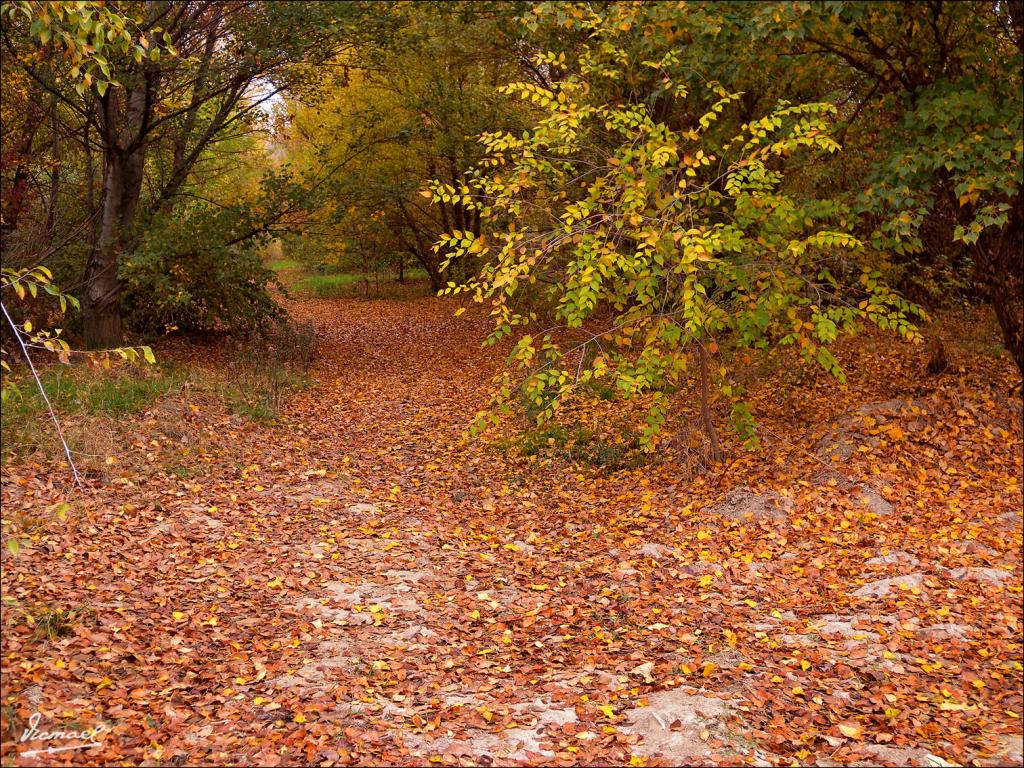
[1,365,184,462]
[2,366,182,419]
[266,252,435,299]
[399,266,431,282]
[266,258,304,272]
[82,375,177,414]
[297,272,367,298]
[294,267,434,299]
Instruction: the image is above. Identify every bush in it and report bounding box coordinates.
[120,202,282,335]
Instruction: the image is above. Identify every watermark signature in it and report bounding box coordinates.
[18,712,108,757]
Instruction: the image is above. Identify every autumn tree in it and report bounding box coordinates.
[2,0,380,346]
[433,2,924,455]
[278,1,530,292]
[662,1,1023,376]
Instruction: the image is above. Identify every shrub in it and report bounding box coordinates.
[120,202,282,335]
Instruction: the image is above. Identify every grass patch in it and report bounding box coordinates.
[28,605,96,641]
[2,365,182,419]
[224,367,311,423]
[84,375,178,415]
[297,272,367,298]
[285,266,434,299]
[1,365,184,463]
[267,257,304,272]
[520,423,574,456]
[222,318,317,422]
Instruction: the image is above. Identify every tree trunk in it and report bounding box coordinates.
[45,95,60,242]
[978,202,1024,381]
[84,120,99,247]
[83,147,145,348]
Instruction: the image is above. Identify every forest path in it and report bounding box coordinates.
[1,295,1021,767]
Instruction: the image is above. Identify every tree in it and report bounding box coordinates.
[433,2,923,454]
[3,0,378,346]
[711,1,1023,375]
[278,1,529,291]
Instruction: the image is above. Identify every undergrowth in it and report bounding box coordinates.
[1,364,184,463]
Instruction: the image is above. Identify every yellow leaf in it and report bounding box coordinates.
[172,611,186,621]
[599,704,616,720]
[838,721,862,739]
[293,712,307,723]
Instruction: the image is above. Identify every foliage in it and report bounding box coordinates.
[4,0,173,96]
[736,2,1022,251]
[2,0,381,347]
[279,2,528,291]
[120,199,283,334]
[433,2,924,451]
[720,1,1023,372]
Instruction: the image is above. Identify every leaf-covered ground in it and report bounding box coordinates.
[2,294,1022,766]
